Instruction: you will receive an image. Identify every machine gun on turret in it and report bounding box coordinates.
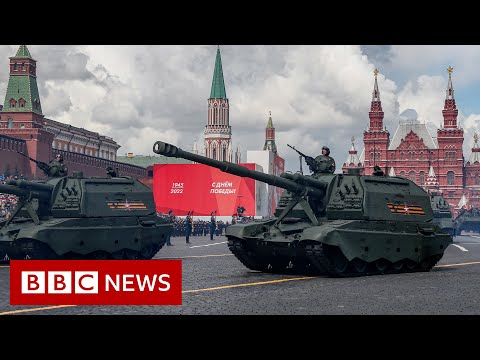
[16,151,52,175]
[287,144,319,174]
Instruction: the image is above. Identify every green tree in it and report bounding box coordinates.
[14,163,19,178]
[4,163,11,178]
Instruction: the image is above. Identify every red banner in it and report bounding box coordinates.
[153,163,256,216]
[10,260,182,305]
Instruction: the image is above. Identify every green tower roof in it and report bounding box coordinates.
[267,112,274,128]
[12,45,33,59]
[3,45,42,114]
[209,46,227,99]
[3,76,43,114]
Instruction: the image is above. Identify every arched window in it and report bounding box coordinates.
[390,152,395,161]
[212,148,217,160]
[419,171,425,186]
[22,63,26,71]
[13,63,17,71]
[399,171,406,178]
[409,171,416,183]
[7,119,14,129]
[222,147,227,161]
[447,171,455,185]
[400,152,404,160]
[9,99,16,108]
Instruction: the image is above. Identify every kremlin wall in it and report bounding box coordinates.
[0,45,145,179]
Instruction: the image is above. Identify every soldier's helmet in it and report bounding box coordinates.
[322,146,330,156]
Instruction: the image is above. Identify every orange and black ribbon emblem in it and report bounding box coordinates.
[387,202,425,215]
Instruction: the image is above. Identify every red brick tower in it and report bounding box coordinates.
[342,136,364,174]
[263,111,277,154]
[363,69,390,175]
[436,66,464,210]
[204,46,232,162]
[0,45,54,178]
[464,132,480,208]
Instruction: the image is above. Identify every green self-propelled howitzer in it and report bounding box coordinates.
[430,192,456,237]
[153,140,452,277]
[0,172,172,262]
[454,206,480,235]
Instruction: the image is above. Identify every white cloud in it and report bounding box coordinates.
[397,75,446,126]
[2,45,480,173]
[390,45,480,87]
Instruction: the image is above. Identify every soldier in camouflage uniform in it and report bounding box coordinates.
[47,154,68,178]
[311,146,335,174]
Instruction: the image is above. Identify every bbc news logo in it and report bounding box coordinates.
[10,260,182,305]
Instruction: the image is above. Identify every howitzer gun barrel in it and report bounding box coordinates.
[7,179,54,193]
[280,172,328,189]
[0,184,30,198]
[153,141,326,198]
[1,180,53,201]
[0,184,51,200]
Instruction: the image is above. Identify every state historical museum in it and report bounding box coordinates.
[343,67,480,216]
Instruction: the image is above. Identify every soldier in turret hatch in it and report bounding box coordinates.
[47,154,68,178]
[311,146,336,174]
[106,166,117,177]
[372,165,385,176]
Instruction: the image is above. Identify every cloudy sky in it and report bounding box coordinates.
[1,45,480,173]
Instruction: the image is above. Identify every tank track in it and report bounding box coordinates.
[227,237,315,275]
[0,238,165,263]
[227,237,443,277]
[304,241,443,277]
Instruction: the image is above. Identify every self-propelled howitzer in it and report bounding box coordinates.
[429,192,456,236]
[0,172,172,262]
[454,206,480,235]
[153,141,452,277]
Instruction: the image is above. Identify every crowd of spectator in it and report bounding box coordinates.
[0,174,23,220]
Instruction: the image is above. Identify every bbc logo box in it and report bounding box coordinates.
[10,260,182,305]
